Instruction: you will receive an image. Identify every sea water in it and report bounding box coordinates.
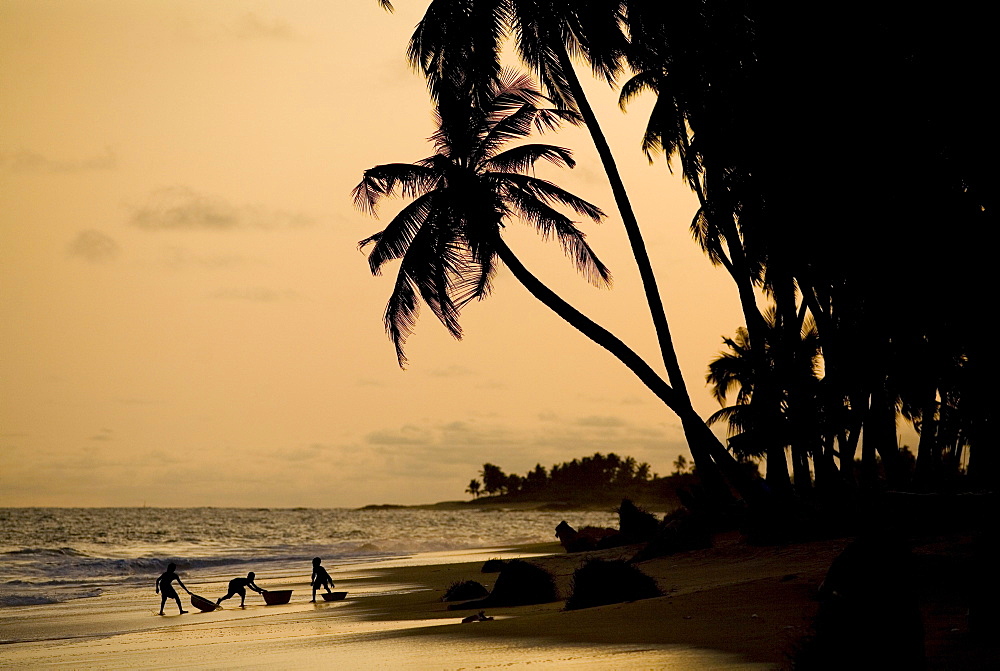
[0,507,618,608]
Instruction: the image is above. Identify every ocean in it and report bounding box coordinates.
[0,507,618,609]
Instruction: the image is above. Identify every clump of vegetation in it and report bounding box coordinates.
[467,454,684,507]
[481,558,507,573]
[632,507,714,562]
[442,580,489,602]
[617,499,660,543]
[450,559,557,610]
[565,559,662,611]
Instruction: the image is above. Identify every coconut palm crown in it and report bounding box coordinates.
[355,71,610,366]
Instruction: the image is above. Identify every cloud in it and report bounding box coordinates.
[3,148,116,174]
[278,443,330,462]
[365,425,433,445]
[67,230,120,263]
[131,187,313,231]
[576,415,627,428]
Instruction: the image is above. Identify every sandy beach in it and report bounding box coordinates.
[1,533,987,670]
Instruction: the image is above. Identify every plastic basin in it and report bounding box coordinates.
[262,590,293,605]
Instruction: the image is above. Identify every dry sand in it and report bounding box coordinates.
[0,535,986,669]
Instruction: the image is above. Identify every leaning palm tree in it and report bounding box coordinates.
[385,0,685,393]
[356,71,748,502]
[355,71,609,364]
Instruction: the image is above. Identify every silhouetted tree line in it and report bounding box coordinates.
[363,1,994,509]
[466,453,701,505]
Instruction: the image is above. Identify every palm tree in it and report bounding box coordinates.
[355,71,609,363]
[377,1,772,502]
[419,0,767,500]
[355,72,747,500]
[706,308,822,491]
[387,0,685,385]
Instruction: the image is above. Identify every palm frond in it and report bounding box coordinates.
[493,173,604,221]
[566,0,628,84]
[498,181,611,287]
[359,191,437,274]
[450,236,497,307]
[385,219,465,365]
[618,70,659,111]
[509,9,575,111]
[353,162,439,214]
[384,270,419,368]
[482,143,575,173]
[408,0,508,105]
[707,405,751,433]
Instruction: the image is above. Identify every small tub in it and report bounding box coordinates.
[262,590,293,605]
[321,591,347,602]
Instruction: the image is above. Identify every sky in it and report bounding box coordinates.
[1,0,750,508]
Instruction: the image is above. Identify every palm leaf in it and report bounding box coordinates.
[498,181,610,286]
[359,191,438,274]
[481,143,575,173]
[353,162,439,213]
[493,173,604,221]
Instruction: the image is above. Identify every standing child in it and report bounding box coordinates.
[311,557,335,602]
[155,562,191,615]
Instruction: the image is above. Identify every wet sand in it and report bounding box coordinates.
[0,534,982,669]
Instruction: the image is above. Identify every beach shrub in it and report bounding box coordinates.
[564,559,662,610]
[450,559,557,609]
[481,558,507,573]
[617,499,660,543]
[442,580,489,602]
[631,507,713,562]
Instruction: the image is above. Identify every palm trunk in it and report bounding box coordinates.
[913,393,939,491]
[692,165,791,492]
[553,45,687,394]
[546,44,760,504]
[492,234,757,503]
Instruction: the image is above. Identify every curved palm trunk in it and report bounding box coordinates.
[545,44,761,504]
[492,234,759,503]
[553,46,687,395]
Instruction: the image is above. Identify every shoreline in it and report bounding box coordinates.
[1,533,987,669]
[360,498,678,513]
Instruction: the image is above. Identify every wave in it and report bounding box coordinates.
[0,588,103,609]
[2,547,91,557]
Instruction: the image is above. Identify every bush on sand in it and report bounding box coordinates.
[449,559,558,610]
[565,558,663,610]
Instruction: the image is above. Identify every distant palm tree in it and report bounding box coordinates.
[706,308,822,491]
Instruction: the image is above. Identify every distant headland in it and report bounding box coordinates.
[360,452,730,513]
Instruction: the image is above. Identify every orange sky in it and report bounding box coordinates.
[1,0,752,507]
